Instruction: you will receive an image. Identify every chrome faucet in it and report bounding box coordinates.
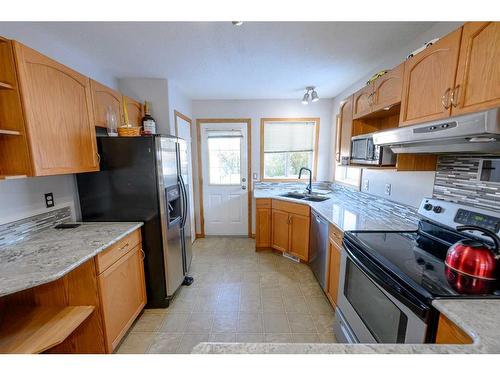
[298,167,312,195]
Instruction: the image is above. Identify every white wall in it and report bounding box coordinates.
[330,22,463,207]
[117,78,171,134]
[191,98,334,234]
[0,23,118,223]
[168,80,193,133]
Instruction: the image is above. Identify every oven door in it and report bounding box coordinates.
[336,242,428,344]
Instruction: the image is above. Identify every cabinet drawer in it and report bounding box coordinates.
[272,199,310,217]
[329,224,344,248]
[256,198,271,208]
[435,315,472,345]
[96,229,141,274]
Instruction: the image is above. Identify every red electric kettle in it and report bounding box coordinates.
[445,225,500,294]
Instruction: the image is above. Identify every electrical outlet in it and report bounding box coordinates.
[385,183,392,196]
[44,192,54,208]
[363,179,369,191]
[253,172,258,180]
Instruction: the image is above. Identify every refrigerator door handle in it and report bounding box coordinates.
[179,174,188,229]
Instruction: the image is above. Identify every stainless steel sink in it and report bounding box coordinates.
[303,196,330,202]
[279,192,330,202]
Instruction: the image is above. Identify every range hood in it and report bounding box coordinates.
[373,108,500,153]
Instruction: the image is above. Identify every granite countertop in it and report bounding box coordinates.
[0,222,143,297]
[193,299,500,354]
[254,185,419,232]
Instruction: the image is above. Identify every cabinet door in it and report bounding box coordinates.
[271,209,289,252]
[98,246,146,353]
[327,239,342,307]
[91,80,123,128]
[256,207,271,248]
[371,63,404,112]
[339,95,353,164]
[399,28,462,126]
[123,96,143,127]
[13,42,98,176]
[452,22,500,115]
[352,84,373,119]
[289,213,310,261]
[435,315,472,344]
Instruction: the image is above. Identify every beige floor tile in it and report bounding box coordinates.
[177,334,210,354]
[209,333,237,342]
[287,313,317,333]
[148,333,183,354]
[264,333,293,343]
[319,332,337,343]
[159,313,190,333]
[263,313,291,333]
[115,332,155,354]
[300,281,326,298]
[238,312,263,333]
[185,312,214,333]
[131,311,167,332]
[292,333,321,343]
[283,295,309,313]
[307,296,334,315]
[313,314,335,334]
[239,296,262,312]
[212,312,238,333]
[236,333,264,343]
[192,296,219,313]
[262,296,285,313]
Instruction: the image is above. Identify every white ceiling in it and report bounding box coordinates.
[19,22,437,100]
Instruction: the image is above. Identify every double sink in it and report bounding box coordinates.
[279,191,330,202]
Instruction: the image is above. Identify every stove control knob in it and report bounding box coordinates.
[423,203,433,211]
[433,206,443,213]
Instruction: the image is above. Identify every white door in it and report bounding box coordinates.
[175,113,196,244]
[200,122,248,236]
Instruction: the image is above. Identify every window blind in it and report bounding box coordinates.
[263,122,315,153]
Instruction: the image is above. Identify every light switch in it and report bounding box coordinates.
[253,172,258,180]
[385,183,392,196]
[363,179,369,192]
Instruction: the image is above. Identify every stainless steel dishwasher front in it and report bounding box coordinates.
[309,210,329,290]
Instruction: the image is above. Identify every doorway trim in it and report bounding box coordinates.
[196,118,252,238]
[174,110,192,137]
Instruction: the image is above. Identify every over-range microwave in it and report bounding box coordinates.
[350,134,396,166]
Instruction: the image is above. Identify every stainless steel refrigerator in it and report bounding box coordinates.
[77,134,193,308]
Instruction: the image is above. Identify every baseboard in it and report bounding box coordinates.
[195,233,205,239]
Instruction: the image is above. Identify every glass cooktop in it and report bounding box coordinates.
[347,222,500,299]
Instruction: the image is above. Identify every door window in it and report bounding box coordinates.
[207,131,242,185]
[344,259,408,343]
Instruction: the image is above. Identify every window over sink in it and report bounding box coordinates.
[260,118,319,180]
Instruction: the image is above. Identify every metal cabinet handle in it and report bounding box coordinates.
[368,92,375,106]
[441,88,451,109]
[120,243,130,251]
[140,249,146,260]
[96,153,101,164]
[241,186,247,190]
[450,85,460,108]
[335,152,340,162]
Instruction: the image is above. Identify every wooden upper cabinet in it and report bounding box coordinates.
[399,28,463,126]
[13,42,98,176]
[123,96,143,127]
[339,96,353,164]
[371,63,404,112]
[352,84,374,119]
[452,22,500,115]
[90,80,122,128]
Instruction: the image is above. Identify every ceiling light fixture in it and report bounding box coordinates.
[232,21,244,26]
[302,86,319,105]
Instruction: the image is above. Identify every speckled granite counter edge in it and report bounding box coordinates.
[0,222,144,297]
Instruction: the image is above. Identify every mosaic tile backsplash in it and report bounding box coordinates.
[433,155,500,212]
[0,207,71,248]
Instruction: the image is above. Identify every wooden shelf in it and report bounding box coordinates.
[0,305,94,354]
[0,82,14,90]
[0,129,21,136]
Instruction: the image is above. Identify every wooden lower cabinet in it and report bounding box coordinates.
[269,200,311,261]
[98,245,146,353]
[289,213,310,260]
[435,315,472,344]
[255,199,272,249]
[271,209,290,252]
[326,225,343,308]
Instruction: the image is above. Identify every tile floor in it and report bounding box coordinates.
[116,237,336,354]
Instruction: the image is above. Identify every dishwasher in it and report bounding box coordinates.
[309,211,329,290]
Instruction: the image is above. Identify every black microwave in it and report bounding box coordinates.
[350,134,396,166]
